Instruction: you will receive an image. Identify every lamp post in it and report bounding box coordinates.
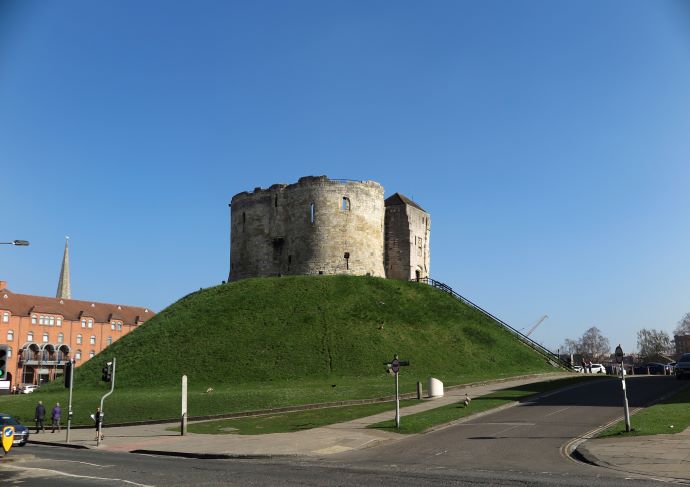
[0,240,30,246]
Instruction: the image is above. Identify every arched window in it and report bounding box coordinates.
[342,197,351,211]
[42,332,49,343]
[107,336,112,346]
[76,334,82,345]
[89,350,95,358]
[310,203,315,224]
[90,335,96,345]
[7,346,11,358]
[6,330,13,341]
[2,311,9,323]
[75,349,82,360]
[57,332,64,344]
[27,331,34,342]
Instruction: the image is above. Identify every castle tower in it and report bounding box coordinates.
[230,176,386,280]
[384,193,430,281]
[56,237,71,299]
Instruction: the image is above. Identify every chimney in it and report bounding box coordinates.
[0,280,6,290]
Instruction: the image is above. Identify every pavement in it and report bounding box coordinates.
[21,373,690,482]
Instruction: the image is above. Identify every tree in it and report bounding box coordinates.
[637,328,671,358]
[674,312,690,337]
[560,327,611,360]
[579,327,610,361]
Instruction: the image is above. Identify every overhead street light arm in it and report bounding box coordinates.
[1,240,30,246]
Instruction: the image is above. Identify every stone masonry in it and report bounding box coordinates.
[229,176,430,281]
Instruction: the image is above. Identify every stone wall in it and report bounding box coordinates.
[230,176,385,280]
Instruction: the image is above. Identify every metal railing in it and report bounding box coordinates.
[413,278,571,369]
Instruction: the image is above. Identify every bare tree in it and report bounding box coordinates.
[559,338,581,355]
[579,326,611,361]
[561,327,610,360]
[637,328,672,358]
[674,312,690,337]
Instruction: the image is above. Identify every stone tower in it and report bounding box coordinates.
[384,193,430,280]
[56,237,72,299]
[230,176,386,280]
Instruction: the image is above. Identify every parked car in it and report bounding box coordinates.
[572,365,583,373]
[675,353,690,380]
[0,413,30,446]
[589,363,606,374]
[633,363,667,375]
[18,384,38,394]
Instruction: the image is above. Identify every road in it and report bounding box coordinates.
[0,376,681,486]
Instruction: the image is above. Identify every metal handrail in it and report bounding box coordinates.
[413,278,571,369]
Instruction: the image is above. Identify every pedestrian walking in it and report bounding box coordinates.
[93,407,103,440]
[51,402,62,433]
[35,400,46,433]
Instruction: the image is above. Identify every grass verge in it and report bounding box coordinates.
[174,400,418,435]
[597,383,690,438]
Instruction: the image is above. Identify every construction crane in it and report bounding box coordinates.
[524,314,549,337]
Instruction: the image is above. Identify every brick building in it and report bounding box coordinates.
[0,240,154,387]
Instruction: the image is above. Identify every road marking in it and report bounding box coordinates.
[51,459,115,467]
[544,407,570,417]
[1,464,155,487]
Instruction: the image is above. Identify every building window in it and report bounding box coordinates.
[76,334,82,345]
[27,331,33,341]
[81,319,86,328]
[31,315,37,324]
[39,315,45,325]
[57,332,64,344]
[88,319,93,328]
[342,197,350,211]
[6,330,13,341]
[111,323,115,330]
[274,195,278,207]
[49,316,55,326]
[310,203,315,224]
[90,335,96,345]
[75,350,82,360]
[7,347,11,358]
[57,318,62,327]
[107,336,112,346]
[2,312,8,323]
[89,350,95,358]
[117,323,122,331]
[42,332,49,343]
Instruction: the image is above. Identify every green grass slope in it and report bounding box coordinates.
[70,275,554,388]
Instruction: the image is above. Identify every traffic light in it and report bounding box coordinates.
[0,345,7,379]
[101,363,111,382]
[64,360,72,388]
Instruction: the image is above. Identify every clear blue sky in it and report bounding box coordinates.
[2,1,689,354]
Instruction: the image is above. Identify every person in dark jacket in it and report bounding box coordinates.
[51,402,62,433]
[94,407,103,440]
[35,400,46,433]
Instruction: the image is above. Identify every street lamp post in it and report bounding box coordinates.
[0,240,30,246]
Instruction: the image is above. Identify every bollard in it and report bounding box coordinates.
[417,381,423,400]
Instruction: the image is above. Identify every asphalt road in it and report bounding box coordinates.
[0,376,681,486]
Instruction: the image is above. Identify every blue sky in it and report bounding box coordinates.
[2,1,689,354]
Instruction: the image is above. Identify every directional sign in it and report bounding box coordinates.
[615,345,624,364]
[391,359,400,374]
[2,425,14,454]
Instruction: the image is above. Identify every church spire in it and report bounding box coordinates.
[56,236,72,300]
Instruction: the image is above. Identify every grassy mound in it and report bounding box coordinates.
[71,275,553,387]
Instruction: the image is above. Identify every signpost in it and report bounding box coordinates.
[384,354,410,429]
[615,344,631,432]
[97,358,116,446]
[2,425,14,456]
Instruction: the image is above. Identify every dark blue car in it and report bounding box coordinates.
[0,413,30,446]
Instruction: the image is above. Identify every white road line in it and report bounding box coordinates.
[51,459,115,467]
[1,464,155,487]
[544,406,571,417]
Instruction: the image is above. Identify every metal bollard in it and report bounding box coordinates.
[417,381,423,400]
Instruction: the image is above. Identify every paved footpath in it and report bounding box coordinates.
[26,372,690,482]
